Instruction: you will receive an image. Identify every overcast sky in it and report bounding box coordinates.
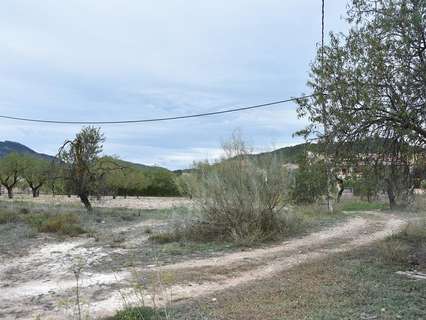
[0,0,349,169]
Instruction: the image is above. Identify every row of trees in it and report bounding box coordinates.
[0,127,180,210]
[0,153,50,199]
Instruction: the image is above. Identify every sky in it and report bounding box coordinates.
[0,0,349,170]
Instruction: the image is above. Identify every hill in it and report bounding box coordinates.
[0,141,55,161]
[0,140,172,173]
[174,143,312,175]
[250,143,314,163]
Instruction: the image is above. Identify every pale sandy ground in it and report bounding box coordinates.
[6,194,192,210]
[0,209,406,320]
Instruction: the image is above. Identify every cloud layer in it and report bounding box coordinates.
[0,0,348,169]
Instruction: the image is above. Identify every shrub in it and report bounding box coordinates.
[378,239,411,265]
[0,210,20,224]
[149,232,181,244]
[187,135,291,244]
[109,306,164,320]
[379,220,426,267]
[25,213,86,236]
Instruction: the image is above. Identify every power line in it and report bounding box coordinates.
[0,94,316,125]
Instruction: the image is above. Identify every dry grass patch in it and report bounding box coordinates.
[25,212,86,236]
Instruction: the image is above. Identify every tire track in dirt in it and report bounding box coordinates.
[89,216,405,318]
[0,213,406,319]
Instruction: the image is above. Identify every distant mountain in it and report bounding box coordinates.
[250,143,314,164]
[0,141,55,161]
[114,159,172,173]
[0,140,171,172]
[174,143,312,175]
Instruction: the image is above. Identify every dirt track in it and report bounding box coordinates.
[0,211,406,320]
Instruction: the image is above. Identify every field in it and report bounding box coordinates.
[1,196,425,320]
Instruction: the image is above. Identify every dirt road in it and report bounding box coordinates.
[0,212,406,319]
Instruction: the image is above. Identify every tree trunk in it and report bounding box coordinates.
[79,193,92,211]
[385,178,397,209]
[6,187,13,199]
[336,177,344,203]
[31,187,40,198]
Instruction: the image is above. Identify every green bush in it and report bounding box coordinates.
[25,213,86,236]
[290,154,328,204]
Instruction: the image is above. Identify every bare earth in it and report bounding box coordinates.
[0,208,406,320]
[7,194,192,210]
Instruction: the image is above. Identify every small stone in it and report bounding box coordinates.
[211,298,217,302]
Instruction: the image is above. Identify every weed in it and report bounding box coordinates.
[109,306,164,320]
[0,210,20,224]
[25,213,86,236]
[149,232,181,244]
[379,220,426,269]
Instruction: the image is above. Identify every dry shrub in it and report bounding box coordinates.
[187,134,293,244]
[379,220,426,267]
[0,210,21,224]
[378,239,411,265]
[25,212,86,236]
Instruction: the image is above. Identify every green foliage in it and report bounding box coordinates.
[350,163,382,201]
[0,152,25,198]
[58,126,106,210]
[298,0,426,147]
[296,0,426,208]
[421,180,426,190]
[109,306,165,320]
[341,200,386,212]
[143,170,180,197]
[290,153,328,204]
[104,163,180,198]
[20,155,50,197]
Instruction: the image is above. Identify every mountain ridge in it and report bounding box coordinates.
[0,140,171,172]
